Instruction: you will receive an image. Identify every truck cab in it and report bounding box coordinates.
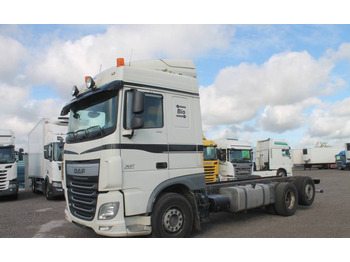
[0,130,22,198]
[254,138,292,177]
[61,58,205,237]
[215,139,253,181]
[335,151,346,170]
[202,135,218,183]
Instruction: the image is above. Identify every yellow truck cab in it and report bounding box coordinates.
[203,136,219,183]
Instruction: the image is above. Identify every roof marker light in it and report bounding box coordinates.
[117,58,125,67]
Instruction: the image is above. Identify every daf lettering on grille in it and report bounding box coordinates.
[74,168,85,174]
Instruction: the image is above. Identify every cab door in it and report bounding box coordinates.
[120,88,168,215]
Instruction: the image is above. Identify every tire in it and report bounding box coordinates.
[32,178,37,193]
[274,182,298,216]
[294,176,315,206]
[151,192,194,238]
[45,180,54,200]
[276,169,287,177]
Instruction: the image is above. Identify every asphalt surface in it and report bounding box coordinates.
[0,168,349,238]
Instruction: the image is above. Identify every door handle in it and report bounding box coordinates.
[156,162,168,169]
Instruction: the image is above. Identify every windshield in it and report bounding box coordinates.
[66,90,118,143]
[228,149,252,163]
[0,146,15,164]
[336,155,345,161]
[53,142,64,161]
[203,146,217,161]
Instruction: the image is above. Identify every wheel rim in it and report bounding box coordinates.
[162,206,184,233]
[284,190,296,209]
[305,184,314,200]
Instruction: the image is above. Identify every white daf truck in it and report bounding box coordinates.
[253,138,293,177]
[60,58,320,237]
[215,139,253,181]
[0,130,23,199]
[28,118,68,199]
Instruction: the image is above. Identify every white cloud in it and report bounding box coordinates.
[200,51,335,130]
[26,25,235,99]
[0,35,27,84]
[308,101,350,140]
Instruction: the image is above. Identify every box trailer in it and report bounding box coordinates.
[302,147,343,169]
[27,118,68,199]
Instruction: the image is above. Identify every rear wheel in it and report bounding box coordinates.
[151,192,193,238]
[274,182,298,216]
[294,176,315,206]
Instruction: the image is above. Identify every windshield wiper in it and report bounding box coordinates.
[86,126,103,139]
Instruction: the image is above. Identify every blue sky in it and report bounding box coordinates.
[1,24,350,151]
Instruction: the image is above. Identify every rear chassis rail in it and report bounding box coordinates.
[205,176,321,194]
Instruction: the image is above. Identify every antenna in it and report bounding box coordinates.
[99,64,102,73]
[129,48,133,66]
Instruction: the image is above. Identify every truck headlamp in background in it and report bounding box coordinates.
[85,76,95,89]
[98,202,119,220]
[72,85,79,97]
[52,181,62,188]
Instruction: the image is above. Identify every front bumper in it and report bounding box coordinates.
[65,190,151,237]
[0,182,18,197]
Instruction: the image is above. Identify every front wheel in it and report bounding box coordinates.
[151,192,193,238]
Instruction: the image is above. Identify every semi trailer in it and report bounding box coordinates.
[303,146,343,169]
[0,130,23,198]
[27,118,68,199]
[60,58,320,237]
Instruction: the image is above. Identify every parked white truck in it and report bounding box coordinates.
[28,118,68,199]
[215,139,253,181]
[0,130,23,199]
[60,58,320,237]
[302,146,343,169]
[253,139,293,177]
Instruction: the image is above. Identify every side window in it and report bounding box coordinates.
[44,145,49,160]
[48,144,53,161]
[124,90,164,129]
[282,149,290,157]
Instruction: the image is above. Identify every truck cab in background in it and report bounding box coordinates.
[335,151,346,170]
[215,139,253,181]
[0,130,23,199]
[202,136,218,183]
[28,118,68,199]
[253,138,293,177]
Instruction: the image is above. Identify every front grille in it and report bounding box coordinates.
[204,165,216,183]
[0,170,8,190]
[234,164,253,179]
[66,160,99,221]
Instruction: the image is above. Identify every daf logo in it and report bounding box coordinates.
[74,168,85,174]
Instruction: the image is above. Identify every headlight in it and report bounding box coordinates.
[52,181,62,188]
[98,202,119,220]
[8,183,17,189]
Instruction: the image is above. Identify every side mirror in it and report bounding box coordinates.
[131,117,144,130]
[18,148,24,161]
[133,90,145,114]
